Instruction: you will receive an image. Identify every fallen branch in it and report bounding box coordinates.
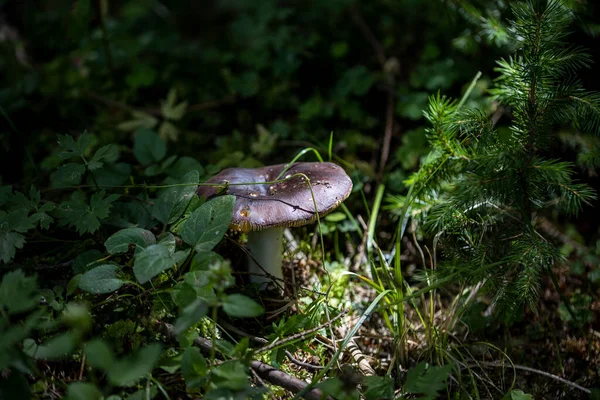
[156,320,327,400]
[477,361,590,394]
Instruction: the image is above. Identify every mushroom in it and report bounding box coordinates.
[197,162,353,290]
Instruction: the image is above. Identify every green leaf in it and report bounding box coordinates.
[181,347,207,389]
[107,343,162,387]
[85,340,115,370]
[507,390,534,400]
[152,170,199,224]
[181,195,235,252]
[403,362,453,400]
[133,128,166,165]
[51,163,86,187]
[4,208,34,232]
[0,270,38,314]
[172,282,198,308]
[174,298,208,334]
[125,64,157,89]
[34,332,77,360]
[133,245,189,284]
[57,190,120,235]
[117,111,159,132]
[57,132,93,160]
[89,144,119,171]
[165,156,204,179]
[66,382,103,400]
[210,360,249,391]
[363,376,394,400]
[0,231,25,264]
[78,264,126,294]
[94,162,132,186]
[161,88,188,120]
[158,120,180,142]
[105,227,156,255]
[222,294,264,318]
[72,249,104,274]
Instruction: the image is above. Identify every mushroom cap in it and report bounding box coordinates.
[197,162,353,233]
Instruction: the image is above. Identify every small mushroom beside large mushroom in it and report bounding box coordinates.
[197,162,353,290]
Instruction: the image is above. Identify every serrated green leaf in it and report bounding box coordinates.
[78,264,126,294]
[403,362,452,400]
[85,340,115,370]
[58,190,120,235]
[181,195,234,252]
[88,144,119,171]
[152,170,199,225]
[29,209,54,230]
[0,185,12,207]
[133,245,190,284]
[107,343,162,387]
[57,132,94,160]
[133,128,166,165]
[181,347,207,389]
[174,298,208,334]
[363,375,394,400]
[0,230,25,263]
[0,270,38,313]
[66,382,103,400]
[105,227,156,255]
[222,294,264,318]
[52,163,86,187]
[4,208,34,233]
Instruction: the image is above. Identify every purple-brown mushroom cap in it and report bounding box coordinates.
[197,162,353,233]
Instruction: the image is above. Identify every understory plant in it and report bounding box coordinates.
[398,0,599,318]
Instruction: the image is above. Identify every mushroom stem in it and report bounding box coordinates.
[246,227,284,289]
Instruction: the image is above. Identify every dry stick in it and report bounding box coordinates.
[84,90,236,117]
[349,4,386,66]
[477,361,591,394]
[257,310,348,354]
[156,321,326,400]
[220,321,324,371]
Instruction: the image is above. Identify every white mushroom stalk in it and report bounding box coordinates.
[246,227,284,289]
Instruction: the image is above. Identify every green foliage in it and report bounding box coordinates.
[399,0,599,315]
[0,0,597,398]
[402,362,453,399]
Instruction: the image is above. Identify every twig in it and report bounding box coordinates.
[220,321,324,370]
[348,4,386,66]
[257,310,348,354]
[477,361,591,394]
[156,320,327,400]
